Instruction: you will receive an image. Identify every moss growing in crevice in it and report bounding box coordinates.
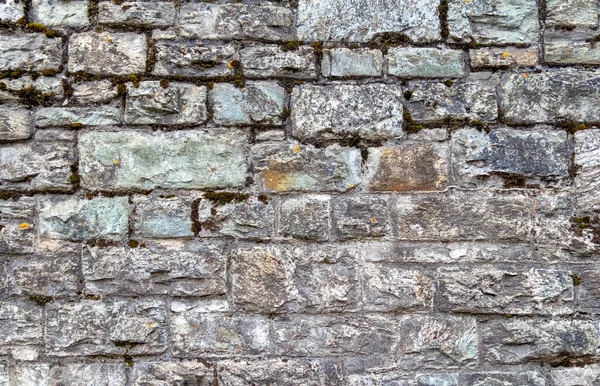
[403,109,423,133]
[28,295,53,307]
[14,86,54,107]
[311,41,324,61]
[403,90,413,100]
[491,171,527,189]
[191,198,201,236]
[203,192,249,206]
[571,215,600,244]
[371,32,411,46]
[280,40,301,51]
[439,0,449,39]
[560,121,589,134]
[571,274,581,286]
[25,22,58,38]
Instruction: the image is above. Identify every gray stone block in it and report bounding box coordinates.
[98,1,176,27]
[334,195,389,239]
[241,45,316,79]
[132,195,193,238]
[278,195,331,240]
[152,40,236,77]
[322,48,383,77]
[31,0,90,28]
[0,198,35,254]
[210,82,285,126]
[387,47,466,78]
[0,33,63,72]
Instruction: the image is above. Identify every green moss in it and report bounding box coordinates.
[15,86,54,107]
[0,82,5,91]
[443,79,454,87]
[112,0,124,4]
[69,174,80,184]
[228,60,241,70]
[146,38,156,73]
[571,274,581,286]
[280,40,301,51]
[70,122,85,129]
[471,120,490,132]
[233,73,246,88]
[63,79,74,98]
[439,0,449,39]
[28,295,53,307]
[561,121,589,134]
[204,192,249,206]
[124,357,134,367]
[403,90,413,100]
[159,79,169,88]
[311,42,324,61]
[257,194,269,204]
[41,69,57,77]
[127,74,140,88]
[0,191,22,200]
[25,22,58,38]
[191,198,201,236]
[586,34,600,44]
[127,239,139,248]
[403,109,423,133]
[0,69,23,79]
[492,172,526,189]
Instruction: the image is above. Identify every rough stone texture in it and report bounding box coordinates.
[35,106,122,127]
[322,48,383,77]
[98,1,176,27]
[31,0,90,28]
[70,80,119,104]
[291,84,404,140]
[334,196,389,239]
[0,302,43,348]
[8,255,80,297]
[0,198,35,254]
[0,33,63,72]
[79,130,248,190]
[131,361,214,386]
[152,40,236,77]
[575,129,600,211]
[49,363,128,386]
[278,195,331,241]
[551,365,600,386]
[470,47,538,68]
[0,107,33,141]
[388,47,466,78]
[0,1,23,24]
[361,265,433,311]
[132,195,193,238]
[210,82,285,125]
[241,45,316,79]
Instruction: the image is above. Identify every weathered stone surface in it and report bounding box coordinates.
[412,372,546,386]
[551,365,600,386]
[393,191,532,241]
[124,81,208,125]
[334,195,389,239]
[482,319,598,364]
[0,302,43,347]
[0,75,64,103]
[131,361,214,386]
[0,33,63,71]
[83,241,227,297]
[438,266,574,315]
[575,129,600,211]
[49,363,128,386]
[547,0,598,27]
[14,363,49,386]
[39,196,129,241]
[278,195,331,241]
[544,30,600,65]
[35,106,122,127]
[70,80,119,104]
[447,0,539,44]
[388,47,466,78]
[291,84,404,140]
[470,47,538,68]
[152,40,236,77]
[8,255,79,297]
[407,74,498,123]
[0,198,35,254]
[210,82,285,125]
[241,45,316,79]
[68,32,146,75]
[31,0,89,28]
[322,48,383,77]
[501,70,600,124]
[0,140,75,191]
[46,300,168,356]
[577,270,600,313]
[0,0,23,24]
[297,0,440,42]
[253,143,361,192]
[98,1,176,27]
[179,3,293,40]
[365,143,449,191]
[133,195,193,238]
[0,107,33,141]
[79,130,248,190]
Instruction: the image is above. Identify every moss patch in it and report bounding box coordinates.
[280,40,301,51]
[204,192,249,206]
[403,109,423,133]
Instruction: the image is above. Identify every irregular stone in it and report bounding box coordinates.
[438,266,574,315]
[98,1,176,27]
[0,140,75,191]
[365,143,449,191]
[322,48,383,77]
[361,265,432,311]
[14,363,49,386]
[414,372,547,386]
[255,129,285,142]
[387,47,466,78]
[124,81,208,125]
[406,74,498,123]
[0,75,64,103]
[0,302,43,347]
[70,80,119,104]
[577,270,600,313]
[0,198,35,254]
[546,0,597,28]
[393,191,532,241]
[8,255,79,297]
[179,3,293,40]
[79,130,248,190]
[278,195,331,241]
[49,363,128,386]
[551,365,600,386]
[153,40,236,77]
[196,194,274,240]
[291,83,404,140]
[297,0,440,43]
[131,361,214,386]
[31,0,90,28]
[482,319,598,364]
[240,45,316,79]
[470,47,538,68]
[447,0,539,44]
[0,107,33,141]
[210,82,285,125]
[45,300,168,356]
[500,70,600,124]
[575,129,600,211]
[400,315,478,368]
[133,195,193,238]
[35,106,122,127]
[39,196,129,241]
[253,143,361,192]
[544,30,600,65]
[68,32,146,75]
[83,240,227,297]
[0,33,63,72]
[0,0,24,23]
[334,195,389,239]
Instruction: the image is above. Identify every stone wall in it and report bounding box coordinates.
[0,0,600,384]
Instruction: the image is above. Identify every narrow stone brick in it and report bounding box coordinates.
[577,270,600,313]
[240,45,316,79]
[8,255,79,297]
[131,362,214,386]
[387,47,466,78]
[361,265,432,311]
[49,363,128,386]
[152,40,236,77]
[0,33,63,72]
[0,75,64,103]
[413,372,546,386]
[575,130,600,211]
[0,302,43,347]
[210,82,285,126]
[124,81,208,125]
[365,143,449,191]
[83,240,227,297]
[393,191,532,241]
[334,195,389,239]
[0,107,33,141]
[0,198,35,254]
[70,80,119,104]
[546,0,597,28]
[297,0,440,42]
[132,195,193,238]
[98,1,176,27]
[39,196,129,241]
[179,3,293,41]
[544,30,600,65]
[290,84,404,140]
[79,130,248,190]
[278,195,331,241]
[45,300,168,357]
[0,0,23,24]
[470,47,537,68]
[68,32,146,75]
[253,143,361,192]
[35,106,122,127]
[31,0,90,28]
[551,365,600,386]
[321,48,383,77]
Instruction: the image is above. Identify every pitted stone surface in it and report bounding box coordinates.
[241,45,317,79]
[31,0,90,28]
[98,1,176,27]
[0,33,63,72]
[210,82,285,125]
[152,41,236,77]
[387,47,466,78]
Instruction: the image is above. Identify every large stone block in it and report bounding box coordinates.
[46,300,168,356]
[322,48,383,77]
[546,0,597,28]
[31,0,90,28]
[551,365,600,386]
[79,130,248,190]
[83,241,227,297]
[291,83,403,140]
[575,129,600,211]
[334,195,389,239]
[278,195,331,241]
[296,0,440,42]
[253,143,361,192]
[68,32,146,75]
[387,47,466,78]
[240,45,316,79]
[0,198,35,254]
[0,107,33,141]
[0,33,62,72]
[8,255,80,297]
[0,302,43,347]
[0,1,24,24]
[131,361,214,386]
[210,82,285,126]
[361,265,433,311]
[152,40,236,77]
[49,363,129,386]
[132,195,193,238]
[98,1,176,27]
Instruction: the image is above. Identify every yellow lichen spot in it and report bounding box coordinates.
[523,73,529,78]
[227,61,235,69]
[19,223,29,230]
[206,169,212,173]
[370,217,377,223]
[349,183,355,189]
[502,52,510,59]
[466,0,471,3]
[193,325,198,329]
[182,105,188,111]
[146,323,153,328]
[105,37,111,43]
[113,159,119,165]
[292,145,301,154]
